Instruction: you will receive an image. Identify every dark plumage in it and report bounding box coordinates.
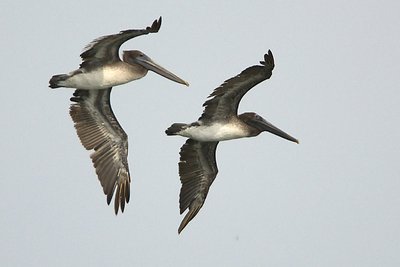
[70,89,130,213]
[166,51,298,233]
[50,17,188,214]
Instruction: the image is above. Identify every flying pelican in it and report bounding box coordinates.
[49,17,188,214]
[166,50,298,233]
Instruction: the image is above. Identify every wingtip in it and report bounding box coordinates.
[177,205,202,234]
[112,180,130,215]
[177,215,191,234]
[177,209,192,234]
[178,219,188,234]
[260,49,274,68]
[111,185,130,215]
[149,16,162,32]
[107,192,113,205]
[114,187,120,214]
[178,226,184,234]
[155,16,162,26]
[125,184,130,203]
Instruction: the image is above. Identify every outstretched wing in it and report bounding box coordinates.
[199,50,275,122]
[79,17,162,68]
[70,89,130,214]
[178,139,219,233]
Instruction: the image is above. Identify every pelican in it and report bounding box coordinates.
[166,50,298,233]
[49,17,188,214]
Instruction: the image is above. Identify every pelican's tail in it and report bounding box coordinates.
[49,74,69,88]
[165,123,188,136]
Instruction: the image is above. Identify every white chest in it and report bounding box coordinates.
[181,123,249,142]
[66,64,145,90]
[102,65,144,86]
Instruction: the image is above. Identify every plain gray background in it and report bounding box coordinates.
[1,0,399,266]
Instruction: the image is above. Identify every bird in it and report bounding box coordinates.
[49,17,189,214]
[166,50,298,233]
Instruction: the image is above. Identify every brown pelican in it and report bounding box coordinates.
[166,50,298,233]
[49,17,188,214]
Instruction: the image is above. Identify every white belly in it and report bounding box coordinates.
[65,65,144,90]
[180,123,248,142]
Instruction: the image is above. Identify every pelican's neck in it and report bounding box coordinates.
[100,61,147,87]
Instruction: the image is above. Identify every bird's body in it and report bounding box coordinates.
[166,51,298,233]
[52,61,147,90]
[50,17,188,214]
[167,118,253,142]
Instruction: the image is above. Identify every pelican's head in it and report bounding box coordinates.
[123,50,189,86]
[239,112,298,143]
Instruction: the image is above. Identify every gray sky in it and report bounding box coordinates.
[1,0,399,266]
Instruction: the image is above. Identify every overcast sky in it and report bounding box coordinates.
[1,0,399,266]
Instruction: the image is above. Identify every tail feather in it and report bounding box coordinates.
[165,123,188,136]
[49,74,69,88]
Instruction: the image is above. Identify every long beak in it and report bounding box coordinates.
[136,56,189,86]
[258,118,299,144]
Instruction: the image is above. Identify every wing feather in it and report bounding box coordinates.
[177,139,219,233]
[199,51,275,122]
[79,17,162,68]
[69,88,130,214]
